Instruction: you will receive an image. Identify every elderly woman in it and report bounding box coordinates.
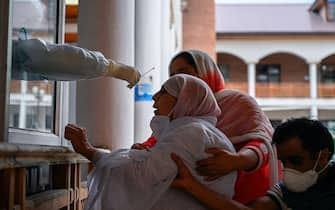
[65,74,236,210]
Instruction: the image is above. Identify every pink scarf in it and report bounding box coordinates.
[169,50,225,93]
[215,89,279,186]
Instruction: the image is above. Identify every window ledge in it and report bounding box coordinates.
[26,189,72,210]
[0,143,89,169]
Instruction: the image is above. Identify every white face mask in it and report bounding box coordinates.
[150,104,175,139]
[283,151,330,192]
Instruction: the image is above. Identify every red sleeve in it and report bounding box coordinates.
[141,135,157,148]
[238,139,270,170]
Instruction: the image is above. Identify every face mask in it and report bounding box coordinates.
[150,104,175,139]
[283,151,330,192]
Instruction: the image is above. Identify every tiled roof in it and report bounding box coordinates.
[216,4,335,34]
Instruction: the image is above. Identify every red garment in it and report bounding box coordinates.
[142,135,157,148]
[200,70,225,93]
[233,139,282,205]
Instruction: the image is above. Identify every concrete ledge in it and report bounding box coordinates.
[0,143,89,169]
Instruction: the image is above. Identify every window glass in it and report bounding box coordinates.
[218,64,230,81]
[318,63,335,98]
[256,64,281,83]
[328,0,335,21]
[318,109,335,159]
[319,64,335,83]
[9,0,57,132]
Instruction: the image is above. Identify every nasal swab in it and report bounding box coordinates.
[141,67,155,78]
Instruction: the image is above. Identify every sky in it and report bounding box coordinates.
[215,0,314,4]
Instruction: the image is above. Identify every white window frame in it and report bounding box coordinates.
[3,0,71,147]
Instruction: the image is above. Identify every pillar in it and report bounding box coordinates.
[134,0,162,143]
[77,0,135,149]
[247,62,256,97]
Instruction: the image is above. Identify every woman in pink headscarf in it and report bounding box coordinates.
[132,49,225,149]
[196,89,281,204]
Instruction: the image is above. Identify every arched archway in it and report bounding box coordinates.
[217,52,248,93]
[318,54,335,98]
[256,52,309,98]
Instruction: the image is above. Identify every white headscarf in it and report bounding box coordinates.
[215,89,279,186]
[163,74,221,119]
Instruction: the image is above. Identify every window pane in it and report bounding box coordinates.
[318,63,335,98]
[318,109,335,160]
[328,1,335,21]
[9,0,57,132]
[256,64,280,83]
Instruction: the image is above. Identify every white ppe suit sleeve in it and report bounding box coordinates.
[12,39,141,88]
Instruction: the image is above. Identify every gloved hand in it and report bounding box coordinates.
[106,59,141,88]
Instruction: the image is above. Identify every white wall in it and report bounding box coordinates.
[217,39,335,63]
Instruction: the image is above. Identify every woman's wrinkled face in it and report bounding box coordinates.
[170,57,198,77]
[152,87,177,117]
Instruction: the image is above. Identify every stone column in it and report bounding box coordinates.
[134,0,162,143]
[247,62,256,97]
[77,0,135,149]
[19,81,27,128]
[309,62,318,119]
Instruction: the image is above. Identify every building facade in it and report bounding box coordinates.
[215,2,335,132]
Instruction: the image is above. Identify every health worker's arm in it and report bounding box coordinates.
[12,38,140,88]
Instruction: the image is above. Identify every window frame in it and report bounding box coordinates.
[2,0,70,147]
[327,0,335,21]
[0,0,11,143]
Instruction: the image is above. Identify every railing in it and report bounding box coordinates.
[318,83,335,98]
[11,80,335,98]
[224,82,248,93]
[256,82,310,98]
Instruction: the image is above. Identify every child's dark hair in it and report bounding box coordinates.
[169,52,197,75]
[272,118,334,160]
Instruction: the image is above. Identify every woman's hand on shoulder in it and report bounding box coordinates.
[196,148,242,181]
